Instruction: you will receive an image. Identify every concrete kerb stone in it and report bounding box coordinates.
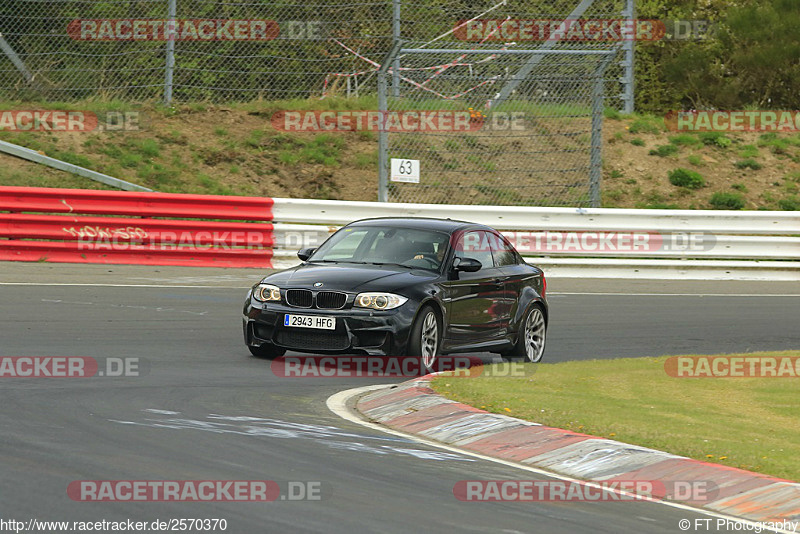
[355,376,798,524]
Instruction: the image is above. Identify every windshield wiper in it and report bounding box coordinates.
[316,260,431,270]
[316,260,375,265]
[367,262,422,270]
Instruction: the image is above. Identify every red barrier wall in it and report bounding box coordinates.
[0,186,275,268]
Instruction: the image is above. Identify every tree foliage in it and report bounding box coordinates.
[636,0,800,111]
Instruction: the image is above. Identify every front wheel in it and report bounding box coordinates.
[248,344,286,359]
[512,305,546,363]
[407,305,441,371]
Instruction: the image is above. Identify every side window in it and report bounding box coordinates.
[455,231,495,269]
[489,233,519,267]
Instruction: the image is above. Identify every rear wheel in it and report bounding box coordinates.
[248,344,286,359]
[407,305,441,370]
[512,304,546,363]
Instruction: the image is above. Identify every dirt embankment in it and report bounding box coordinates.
[0,105,797,210]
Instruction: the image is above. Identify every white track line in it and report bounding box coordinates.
[0,283,247,288]
[550,292,800,297]
[327,385,795,534]
[1,282,798,297]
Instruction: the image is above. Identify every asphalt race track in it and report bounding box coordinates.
[2,264,799,533]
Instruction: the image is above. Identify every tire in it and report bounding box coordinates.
[407,305,441,370]
[512,304,546,363]
[248,344,286,359]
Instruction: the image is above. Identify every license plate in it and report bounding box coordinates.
[284,314,336,330]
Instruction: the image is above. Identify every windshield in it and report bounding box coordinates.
[309,226,451,271]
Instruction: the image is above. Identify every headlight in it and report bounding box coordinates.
[354,292,408,310]
[253,284,281,302]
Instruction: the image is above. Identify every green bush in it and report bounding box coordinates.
[698,132,732,148]
[649,144,679,157]
[735,159,762,170]
[628,116,663,135]
[738,145,759,158]
[668,134,700,146]
[709,192,746,210]
[668,168,705,189]
[757,132,798,155]
[778,197,800,211]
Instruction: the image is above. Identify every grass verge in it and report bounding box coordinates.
[430,351,800,481]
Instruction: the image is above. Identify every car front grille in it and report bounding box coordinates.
[286,289,313,308]
[285,289,346,309]
[275,330,349,350]
[316,291,347,310]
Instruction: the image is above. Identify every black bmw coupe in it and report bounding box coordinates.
[243,217,547,367]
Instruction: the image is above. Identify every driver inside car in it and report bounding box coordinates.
[413,239,448,266]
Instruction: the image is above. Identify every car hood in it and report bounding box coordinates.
[262,263,438,293]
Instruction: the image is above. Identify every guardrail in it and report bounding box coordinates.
[0,186,274,268]
[2,186,799,279]
[269,199,800,280]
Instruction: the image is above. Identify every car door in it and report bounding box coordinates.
[442,230,506,347]
[487,231,524,332]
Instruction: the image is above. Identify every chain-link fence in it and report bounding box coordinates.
[0,0,393,102]
[393,0,630,109]
[382,48,614,206]
[1,0,628,105]
[1,0,632,206]
[381,0,625,206]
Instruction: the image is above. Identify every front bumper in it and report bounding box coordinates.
[243,299,417,356]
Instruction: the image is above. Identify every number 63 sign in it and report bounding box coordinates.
[390,158,420,183]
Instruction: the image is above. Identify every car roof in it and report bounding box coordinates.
[345,217,486,233]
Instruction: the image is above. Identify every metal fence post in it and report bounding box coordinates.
[621,0,635,114]
[164,0,177,106]
[378,40,403,202]
[590,51,616,208]
[378,70,388,202]
[392,0,400,98]
[590,72,603,208]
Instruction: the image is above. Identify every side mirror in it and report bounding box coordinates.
[453,257,482,272]
[297,247,316,261]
